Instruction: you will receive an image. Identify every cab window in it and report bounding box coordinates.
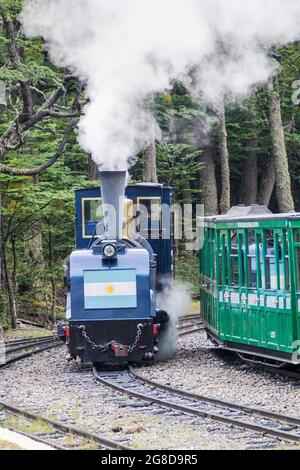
[137,197,161,238]
[83,198,103,223]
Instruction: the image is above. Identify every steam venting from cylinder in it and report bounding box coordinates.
[99,170,127,240]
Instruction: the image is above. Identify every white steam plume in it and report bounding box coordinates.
[21,0,300,169]
[156,281,191,361]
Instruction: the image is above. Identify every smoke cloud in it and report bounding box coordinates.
[21,0,300,169]
[156,281,191,361]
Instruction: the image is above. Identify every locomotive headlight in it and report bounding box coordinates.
[103,243,117,259]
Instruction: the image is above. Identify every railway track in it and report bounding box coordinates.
[1,336,62,369]
[179,314,201,323]
[246,362,300,382]
[1,335,133,450]
[177,326,205,337]
[177,315,205,337]
[5,336,59,354]
[93,365,300,446]
[0,402,132,450]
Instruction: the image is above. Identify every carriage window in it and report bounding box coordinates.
[218,233,229,286]
[296,248,300,292]
[247,230,257,288]
[285,231,290,291]
[276,233,288,291]
[231,256,239,286]
[294,229,300,244]
[230,231,245,287]
[230,230,238,286]
[83,198,103,223]
[265,231,276,290]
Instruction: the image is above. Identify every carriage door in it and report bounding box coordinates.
[218,230,230,341]
[230,229,247,342]
[290,225,300,351]
[262,228,292,352]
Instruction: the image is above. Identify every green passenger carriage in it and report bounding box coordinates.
[199,206,300,365]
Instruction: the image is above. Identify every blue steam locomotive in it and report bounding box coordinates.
[61,171,175,364]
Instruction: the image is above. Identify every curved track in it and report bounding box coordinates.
[1,334,134,450]
[93,365,300,445]
[246,362,300,382]
[0,402,132,450]
[5,336,59,354]
[1,336,62,370]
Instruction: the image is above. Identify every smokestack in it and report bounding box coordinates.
[99,170,126,240]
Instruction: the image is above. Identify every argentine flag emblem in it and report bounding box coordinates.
[84,269,137,309]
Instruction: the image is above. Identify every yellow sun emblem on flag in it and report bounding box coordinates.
[106,284,114,295]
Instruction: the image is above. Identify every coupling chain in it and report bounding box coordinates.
[80,323,145,353]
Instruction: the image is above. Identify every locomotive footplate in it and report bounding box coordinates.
[68,320,155,364]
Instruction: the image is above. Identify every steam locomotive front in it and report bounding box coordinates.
[65,171,166,364]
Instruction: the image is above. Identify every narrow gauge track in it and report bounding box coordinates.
[1,337,132,450]
[246,362,300,382]
[177,316,205,336]
[93,362,300,445]
[5,336,59,354]
[0,402,132,450]
[5,335,55,346]
[1,336,62,369]
[177,327,205,337]
[179,314,202,323]
[180,319,300,382]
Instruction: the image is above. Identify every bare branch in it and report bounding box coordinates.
[0,121,75,176]
[47,111,82,119]
[0,87,82,177]
[0,75,79,157]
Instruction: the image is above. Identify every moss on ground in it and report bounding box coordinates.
[2,415,54,435]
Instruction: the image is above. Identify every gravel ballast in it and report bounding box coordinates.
[0,331,299,450]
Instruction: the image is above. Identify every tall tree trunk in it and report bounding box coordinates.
[267,78,294,213]
[48,225,56,319]
[218,103,230,214]
[240,136,258,206]
[143,141,158,183]
[2,245,17,328]
[199,146,218,215]
[26,176,45,302]
[0,195,17,328]
[257,153,276,207]
[88,154,100,180]
[26,229,45,302]
[0,203,5,323]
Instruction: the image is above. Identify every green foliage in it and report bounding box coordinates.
[0,0,22,16]
[176,253,199,292]
[156,142,202,203]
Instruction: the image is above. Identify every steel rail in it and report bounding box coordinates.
[177,327,205,337]
[0,342,63,370]
[0,401,132,451]
[5,337,59,355]
[179,314,202,322]
[4,335,55,347]
[93,367,300,444]
[129,367,300,427]
[248,363,300,382]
